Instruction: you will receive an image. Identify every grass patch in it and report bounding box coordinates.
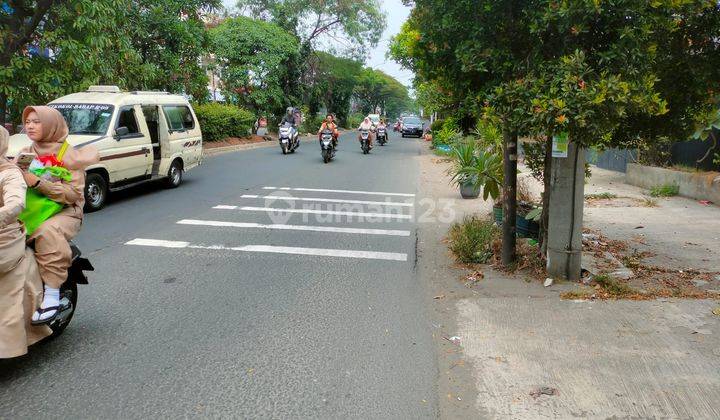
[671,164,702,173]
[594,274,637,297]
[639,197,658,207]
[649,183,679,197]
[448,216,500,264]
[585,192,618,200]
[560,289,594,300]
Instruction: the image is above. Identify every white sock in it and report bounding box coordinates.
[32,287,60,322]
[41,287,60,309]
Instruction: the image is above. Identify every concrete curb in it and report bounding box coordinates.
[203,135,318,157]
[203,140,276,156]
[626,163,720,203]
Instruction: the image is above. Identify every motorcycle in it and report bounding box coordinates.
[278,122,299,155]
[22,241,94,340]
[320,129,335,163]
[360,129,371,154]
[393,122,401,132]
[377,127,387,146]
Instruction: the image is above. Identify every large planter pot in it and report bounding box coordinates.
[494,205,540,238]
[516,214,540,239]
[460,182,481,199]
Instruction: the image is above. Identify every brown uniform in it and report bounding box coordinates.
[0,155,51,358]
[20,155,85,288]
[17,106,98,290]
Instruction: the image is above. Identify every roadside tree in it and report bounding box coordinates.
[211,16,301,115]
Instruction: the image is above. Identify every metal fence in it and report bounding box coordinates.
[589,131,719,173]
[586,148,638,173]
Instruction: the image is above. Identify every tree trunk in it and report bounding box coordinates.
[502,130,518,265]
[540,134,553,256]
[0,92,6,127]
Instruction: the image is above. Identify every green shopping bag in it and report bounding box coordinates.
[18,166,72,236]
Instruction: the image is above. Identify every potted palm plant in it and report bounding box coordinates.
[449,140,503,200]
[448,140,482,198]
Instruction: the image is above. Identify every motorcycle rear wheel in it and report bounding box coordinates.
[49,282,78,338]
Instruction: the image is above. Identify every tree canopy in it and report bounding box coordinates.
[392,0,720,145]
[310,51,364,124]
[123,0,219,101]
[235,0,386,57]
[1,0,410,129]
[211,16,301,115]
[353,68,411,118]
[0,0,134,124]
[0,0,220,124]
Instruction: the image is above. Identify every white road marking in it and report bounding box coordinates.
[214,205,412,220]
[241,194,414,207]
[177,219,411,236]
[125,238,408,261]
[262,186,415,197]
[126,238,189,248]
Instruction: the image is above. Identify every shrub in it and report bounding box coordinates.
[442,116,460,132]
[194,103,255,142]
[448,216,500,264]
[300,113,324,134]
[430,119,444,132]
[433,125,462,148]
[346,113,364,129]
[473,119,503,153]
[649,183,680,197]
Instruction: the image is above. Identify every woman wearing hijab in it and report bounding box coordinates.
[358,116,375,149]
[0,126,35,357]
[16,106,99,325]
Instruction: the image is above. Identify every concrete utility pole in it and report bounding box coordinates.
[546,141,585,281]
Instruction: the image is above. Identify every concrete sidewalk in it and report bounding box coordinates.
[415,146,720,419]
[456,281,720,419]
[583,166,720,272]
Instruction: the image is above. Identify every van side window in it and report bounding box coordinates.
[142,106,160,145]
[117,107,140,136]
[163,106,195,131]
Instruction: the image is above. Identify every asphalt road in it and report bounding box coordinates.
[0,131,438,419]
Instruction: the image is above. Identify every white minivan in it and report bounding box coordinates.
[8,86,203,211]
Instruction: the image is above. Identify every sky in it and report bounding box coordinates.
[366,0,414,88]
[221,0,415,88]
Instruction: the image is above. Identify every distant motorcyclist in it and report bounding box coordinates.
[358,117,375,149]
[281,107,297,127]
[376,119,388,144]
[318,114,339,147]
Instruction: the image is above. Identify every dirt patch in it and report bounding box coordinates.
[203,135,271,149]
[585,196,645,207]
[571,229,720,300]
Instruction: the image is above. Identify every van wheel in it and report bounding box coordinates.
[84,173,107,212]
[166,160,183,188]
